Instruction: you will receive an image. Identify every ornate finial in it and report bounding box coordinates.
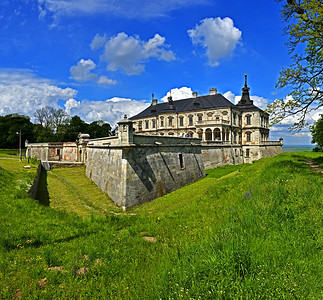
[124,114,127,119]
[152,93,154,100]
[245,74,248,87]
[168,90,173,102]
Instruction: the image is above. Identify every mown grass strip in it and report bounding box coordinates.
[45,167,120,216]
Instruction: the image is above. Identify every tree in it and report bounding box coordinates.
[87,121,112,139]
[268,0,323,130]
[0,114,35,148]
[62,115,88,141]
[310,114,323,151]
[34,106,69,132]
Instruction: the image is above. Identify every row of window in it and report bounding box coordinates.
[138,113,262,130]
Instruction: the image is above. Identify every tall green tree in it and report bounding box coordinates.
[310,114,323,151]
[87,120,112,139]
[268,0,323,130]
[0,114,35,148]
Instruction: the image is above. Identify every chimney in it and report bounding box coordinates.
[151,93,158,105]
[192,92,198,98]
[209,88,217,95]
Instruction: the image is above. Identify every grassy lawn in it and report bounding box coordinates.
[0,151,322,299]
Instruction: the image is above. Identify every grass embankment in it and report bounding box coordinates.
[0,151,322,299]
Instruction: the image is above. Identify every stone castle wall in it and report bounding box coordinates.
[201,144,243,169]
[86,133,205,209]
[25,117,282,209]
[27,142,78,161]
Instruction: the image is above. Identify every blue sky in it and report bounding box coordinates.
[0,0,319,145]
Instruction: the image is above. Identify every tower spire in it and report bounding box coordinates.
[237,74,253,106]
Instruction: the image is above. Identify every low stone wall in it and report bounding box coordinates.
[201,143,282,169]
[201,145,243,169]
[259,144,283,158]
[28,163,42,200]
[48,161,84,169]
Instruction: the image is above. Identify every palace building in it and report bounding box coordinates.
[130,75,271,147]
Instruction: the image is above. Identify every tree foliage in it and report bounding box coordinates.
[310,114,323,151]
[268,0,323,130]
[0,108,113,148]
[0,114,35,148]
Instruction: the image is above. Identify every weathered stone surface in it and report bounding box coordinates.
[86,143,205,209]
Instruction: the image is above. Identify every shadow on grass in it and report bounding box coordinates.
[312,155,323,167]
[2,229,100,252]
[36,169,50,206]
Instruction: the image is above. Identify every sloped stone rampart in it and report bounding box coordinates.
[86,143,205,209]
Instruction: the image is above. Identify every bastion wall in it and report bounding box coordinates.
[25,117,282,209]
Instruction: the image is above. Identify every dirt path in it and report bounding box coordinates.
[305,160,323,173]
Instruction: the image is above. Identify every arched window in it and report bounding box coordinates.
[145,120,149,129]
[160,117,164,127]
[168,117,174,127]
[214,128,221,140]
[246,131,252,142]
[188,131,194,137]
[152,120,156,128]
[226,128,230,141]
[205,128,212,141]
[179,116,184,126]
[168,132,174,136]
[197,113,203,122]
[246,115,251,125]
[188,115,193,126]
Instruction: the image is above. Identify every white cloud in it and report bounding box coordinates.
[0,69,149,127]
[95,32,175,75]
[188,17,242,66]
[249,95,269,110]
[65,97,150,127]
[90,34,107,50]
[223,91,236,103]
[38,0,208,20]
[0,69,77,120]
[161,87,193,102]
[70,59,116,85]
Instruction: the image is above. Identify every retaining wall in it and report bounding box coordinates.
[28,163,42,200]
[86,144,205,209]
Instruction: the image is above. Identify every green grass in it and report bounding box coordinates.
[0,148,26,158]
[45,167,121,216]
[0,151,322,299]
